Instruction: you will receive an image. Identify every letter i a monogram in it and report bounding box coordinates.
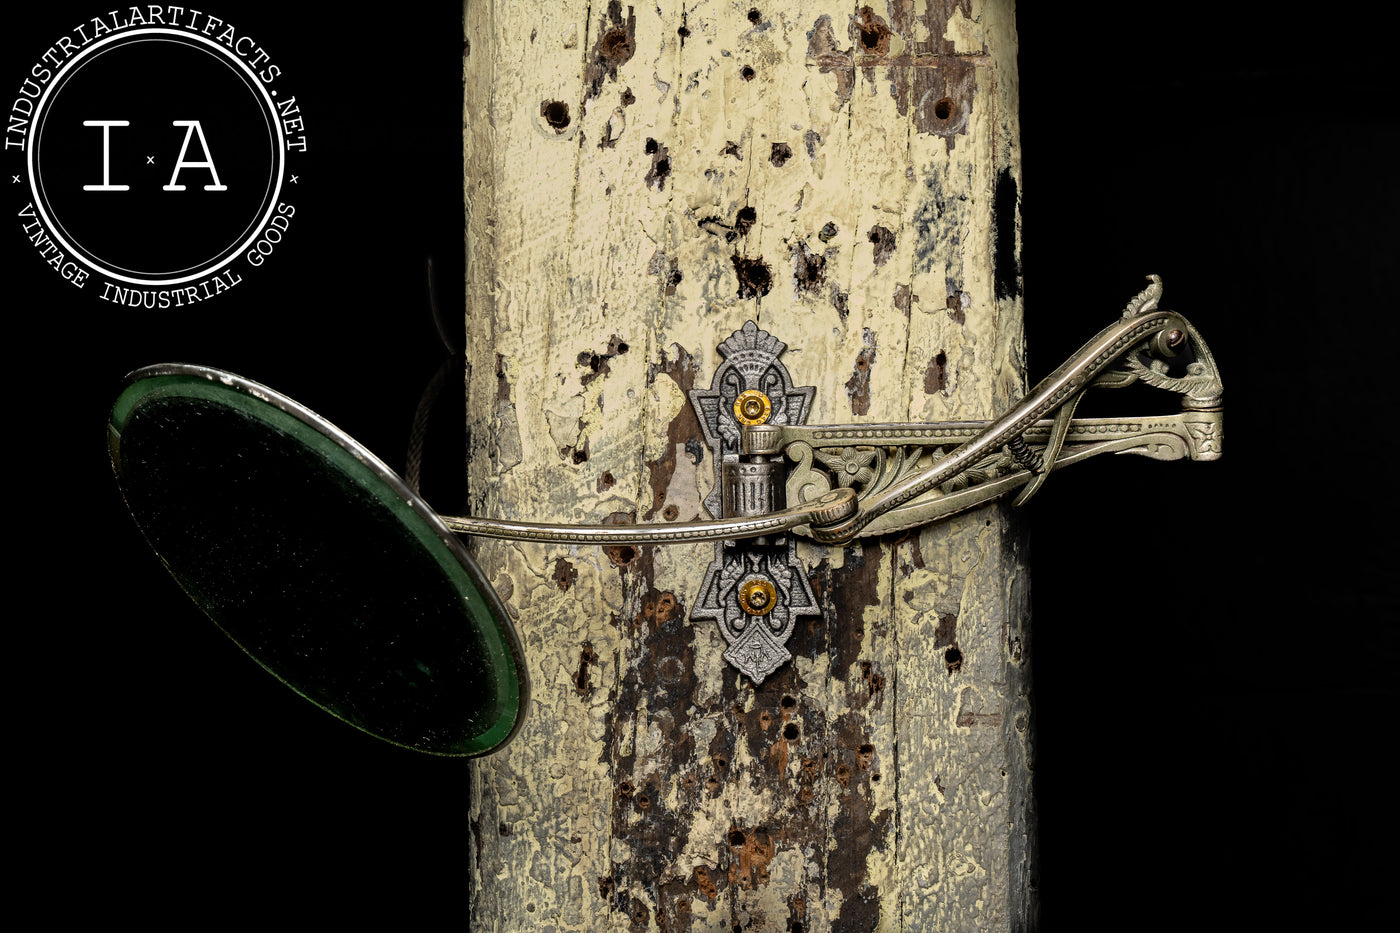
[80,120,228,191]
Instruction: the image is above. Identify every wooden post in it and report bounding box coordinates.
[464,2,1030,928]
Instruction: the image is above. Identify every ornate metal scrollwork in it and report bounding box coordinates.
[687,322,820,684]
[674,277,1224,681]
[749,276,1224,543]
[120,278,1222,710]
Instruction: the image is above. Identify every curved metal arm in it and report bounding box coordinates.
[440,487,856,545]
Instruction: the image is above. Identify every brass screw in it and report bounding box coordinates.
[734,390,772,425]
[738,578,777,616]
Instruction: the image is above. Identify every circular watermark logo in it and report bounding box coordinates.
[8,10,306,307]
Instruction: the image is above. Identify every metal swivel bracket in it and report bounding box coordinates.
[444,276,1223,684]
[676,275,1223,681]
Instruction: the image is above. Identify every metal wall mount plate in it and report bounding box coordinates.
[686,321,821,683]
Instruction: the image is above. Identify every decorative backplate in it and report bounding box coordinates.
[688,322,818,684]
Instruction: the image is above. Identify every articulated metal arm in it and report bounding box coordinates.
[440,276,1222,551]
[437,277,1219,685]
[750,407,1221,540]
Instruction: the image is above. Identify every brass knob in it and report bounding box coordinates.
[737,578,777,616]
[734,390,772,426]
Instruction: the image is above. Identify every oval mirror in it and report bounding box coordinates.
[108,364,527,756]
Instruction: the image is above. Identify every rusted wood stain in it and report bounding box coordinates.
[868,225,897,268]
[845,332,878,417]
[643,138,670,191]
[584,2,637,101]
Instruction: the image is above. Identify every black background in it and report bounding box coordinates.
[9,4,1394,928]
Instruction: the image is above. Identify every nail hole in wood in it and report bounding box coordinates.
[735,205,757,235]
[732,254,772,300]
[541,100,571,131]
[605,544,636,567]
[599,27,634,63]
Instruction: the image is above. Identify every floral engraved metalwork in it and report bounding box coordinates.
[1112,275,1225,406]
[750,276,1224,542]
[790,441,1011,514]
[812,447,877,488]
[1183,415,1222,459]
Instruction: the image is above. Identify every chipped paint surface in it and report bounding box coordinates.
[465,1,1029,929]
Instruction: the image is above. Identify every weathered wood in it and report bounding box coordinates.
[464,2,1030,929]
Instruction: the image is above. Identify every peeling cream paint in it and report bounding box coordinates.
[466,1,1028,929]
[944,2,988,54]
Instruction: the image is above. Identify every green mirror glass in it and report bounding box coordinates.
[109,365,527,756]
